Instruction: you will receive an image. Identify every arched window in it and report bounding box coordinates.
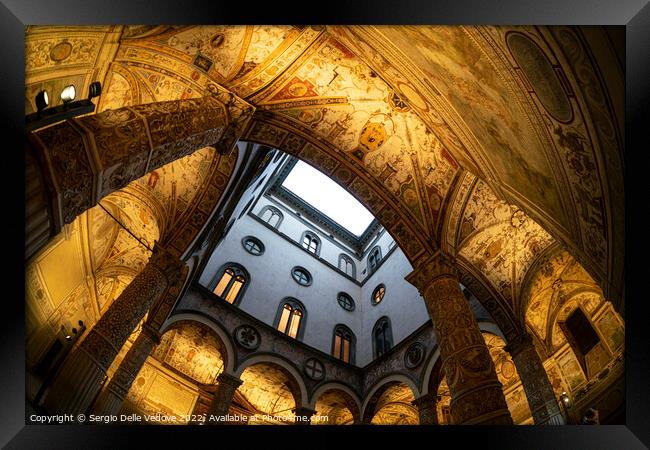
[212,263,249,305]
[275,298,306,340]
[371,284,386,305]
[291,266,313,286]
[332,325,356,364]
[338,254,356,277]
[373,316,393,359]
[241,236,265,255]
[368,246,382,273]
[260,205,283,228]
[301,231,320,255]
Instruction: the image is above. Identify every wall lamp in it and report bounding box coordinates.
[26,81,102,132]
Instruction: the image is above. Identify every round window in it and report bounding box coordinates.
[337,292,355,311]
[291,267,312,286]
[372,284,386,305]
[242,236,265,255]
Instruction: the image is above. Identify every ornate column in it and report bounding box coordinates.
[205,373,243,425]
[412,392,438,425]
[293,406,317,425]
[90,324,161,416]
[406,252,512,425]
[26,87,255,260]
[505,333,565,425]
[43,244,184,416]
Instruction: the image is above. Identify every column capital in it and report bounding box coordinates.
[504,332,535,357]
[412,392,438,408]
[293,406,317,425]
[216,372,243,389]
[149,243,186,282]
[140,322,162,345]
[405,251,457,293]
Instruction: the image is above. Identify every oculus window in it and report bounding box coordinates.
[337,292,355,311]
[372,284,386,305]
[291,266,312,286]
[242,236,265,255]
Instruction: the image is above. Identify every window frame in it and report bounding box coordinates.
[367,246,382,274]
[241,236,265,256]
[371,284,386,305]
[210,262,250,306]
[300,230,321,256]
[259,205,284,229]
[331,324,356,364]
[337,292,356,312]
[273,297,307,340]
[338,254,356,278]
[291,266,313,286]
[372,316,393,359]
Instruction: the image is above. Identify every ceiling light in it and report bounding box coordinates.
[35,90,49,112]
[60,85,76,103]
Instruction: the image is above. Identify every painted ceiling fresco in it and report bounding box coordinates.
[151,323,225,385]
[369,383,418,425]
[313,390,355,425]
[522,249,604,350]
[238,363,297,423]
[328,25,622,303]
[457,179,555,306]
[25,25,623,376]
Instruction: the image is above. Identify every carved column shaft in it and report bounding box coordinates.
[205,373,243,425]
[506,333,565,425]
[91,324,161,416]
[412,393,438,425]
[26,89,254,258]
[43,245,184,415]
[407,252,512,425]
[293,406,317,426]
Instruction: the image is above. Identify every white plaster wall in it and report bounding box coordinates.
[357,248,430,366]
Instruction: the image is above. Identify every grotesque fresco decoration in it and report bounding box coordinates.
[237,364,297,424]
[24,25,624,425]
[368,383,418,425]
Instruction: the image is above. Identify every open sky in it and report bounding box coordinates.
[282,161,375,236]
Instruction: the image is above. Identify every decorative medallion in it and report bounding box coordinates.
[49,41,73,62]
[404,342,426,369]
[304,357,325,381]
[234,325,261,350]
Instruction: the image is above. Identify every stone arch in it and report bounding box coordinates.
[360,373,420,423]
[309,383,362,425]
[234,353,308,407]
[160,312,235,374]
[243,114,434,265]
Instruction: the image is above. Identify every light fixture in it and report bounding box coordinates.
[26,81,101,132]
[560,391,571,408]
[65,335,72,341]
[60,84,76,103]
[35,90,49,112]
[88,81,102,100]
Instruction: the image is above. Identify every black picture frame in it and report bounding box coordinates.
[4,1,649,448]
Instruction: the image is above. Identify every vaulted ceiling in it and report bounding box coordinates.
[25,25,624,354]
